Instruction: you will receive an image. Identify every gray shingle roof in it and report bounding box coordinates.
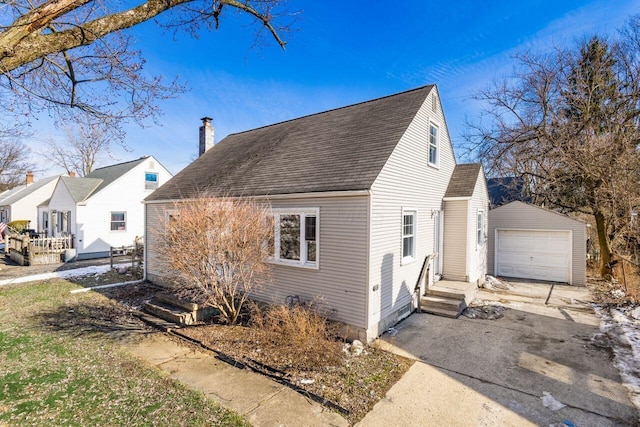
[59,157,148,203]
[444,163,482,198]
[0,175,62,206]
[61,177,103,203]
[85,157,147,195]
[146,85,435,201]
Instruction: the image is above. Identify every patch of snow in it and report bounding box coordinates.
[611,289,626,299]
[541,391,566,411]
[300,379,315,385]
[594,304,640,416]
[0,263,131,287]
[483,275,513,290]
[386,327,399,337]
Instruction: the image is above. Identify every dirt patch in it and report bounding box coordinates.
[179,323,412,423]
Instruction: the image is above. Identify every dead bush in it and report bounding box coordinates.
[250,301,344,370]
[156,196,273,325]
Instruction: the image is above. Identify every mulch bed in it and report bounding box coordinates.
[177,324,413,423]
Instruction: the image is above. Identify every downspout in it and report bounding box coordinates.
[143,202,148,281]
[364,189,372,341]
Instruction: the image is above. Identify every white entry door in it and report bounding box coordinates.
[496,229,571,283]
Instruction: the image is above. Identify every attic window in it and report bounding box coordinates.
[145,172,159,190]
[428,124,439,167]
[269,208,319,269]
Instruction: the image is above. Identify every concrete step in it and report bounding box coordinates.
[143,298,197,325]
[134,310,181,332]
[421,304,460,318]
[426,288,466,300]
[421,295,462,311]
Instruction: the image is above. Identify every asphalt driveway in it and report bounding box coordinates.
[360,283,637,426]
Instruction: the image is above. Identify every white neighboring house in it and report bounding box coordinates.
[42,156,172,259]
[0,172,65,228]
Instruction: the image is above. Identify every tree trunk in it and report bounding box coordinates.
[595,210,612,277]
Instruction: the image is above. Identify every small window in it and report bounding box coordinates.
[145,172,159,190]
[58,211,71,233]
[477,210,485,246]
[42,212,49,232]
[110,212,126,231]
[305,215,317,262]
[429,124,439,166]
[402,211,416,263]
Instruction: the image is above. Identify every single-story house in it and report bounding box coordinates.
[144,85,489,341]
[488,201,586,286]
[0,172,65,227]
[40,156,172,259]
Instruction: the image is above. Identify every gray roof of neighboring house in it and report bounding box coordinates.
[444,163,483,198]
[85,157,147,195]
[146,85,435,201]
[61,157,148,203]
[60,177,103,203]
[0,175,62,206]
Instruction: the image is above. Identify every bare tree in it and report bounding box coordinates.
[157,196,273,325]
[465,17,640,277]
[0,0,289,140]
[0,139,36,191]
[45,116,121,176]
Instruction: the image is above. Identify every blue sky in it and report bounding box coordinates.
[28,0,640,176]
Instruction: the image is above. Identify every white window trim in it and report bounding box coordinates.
[269,207,319,269]
[428,122,439,168]
[110,211,127,232]
[477,209,485,247]
[401,208,417,265]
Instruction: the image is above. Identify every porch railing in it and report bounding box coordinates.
[8,234,74,266]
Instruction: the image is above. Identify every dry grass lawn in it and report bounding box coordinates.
[0,279,247,426]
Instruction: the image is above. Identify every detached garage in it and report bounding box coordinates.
[488,201,586,286]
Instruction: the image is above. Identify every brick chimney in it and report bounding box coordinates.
[69,171,76,177]
[199,117,214,156]
[26,171,34,185]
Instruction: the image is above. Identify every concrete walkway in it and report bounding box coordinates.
[122,333,348,427]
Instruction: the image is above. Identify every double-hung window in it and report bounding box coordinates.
[429,123,439,167]
[270,208,318,268]
[110,212,126,231]
[477,209,485,246]
[402,210,416,264]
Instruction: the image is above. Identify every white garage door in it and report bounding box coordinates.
[496,229,571,283]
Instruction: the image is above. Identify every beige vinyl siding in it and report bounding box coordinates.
[145,195,369,329]
[369,87,456,332]
[488,201,586,286]
[145,202,171,285]
[442,199,468,281]
[467,169,489,284]
[255,196,369,329]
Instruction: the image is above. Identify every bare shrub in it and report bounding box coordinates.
[157,196,273,325]
[251,301,344,370]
